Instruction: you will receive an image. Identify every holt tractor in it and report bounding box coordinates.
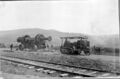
[60,36,90,55]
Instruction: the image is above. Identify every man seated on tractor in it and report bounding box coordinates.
[64,39,72,47]
[76,40,85,49]
[76,40,88,55]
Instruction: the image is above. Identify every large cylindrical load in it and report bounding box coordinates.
[17,35,35,49]
[17,34,52,50]
[87,41,90,47]
[34,34,52,49]
[35,34,45,49]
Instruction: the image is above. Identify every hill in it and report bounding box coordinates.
[0,28,119,48]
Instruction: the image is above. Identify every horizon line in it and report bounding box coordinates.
[0,28,119,36]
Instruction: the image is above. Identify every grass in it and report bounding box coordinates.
[1,49,120,73]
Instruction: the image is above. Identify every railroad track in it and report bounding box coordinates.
[0,56,120,78]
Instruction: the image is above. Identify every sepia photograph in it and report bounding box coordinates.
[0,0,120,78]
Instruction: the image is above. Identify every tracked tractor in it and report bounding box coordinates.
[60,36,90,55]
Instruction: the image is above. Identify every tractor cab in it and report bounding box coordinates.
[60,36,90,55]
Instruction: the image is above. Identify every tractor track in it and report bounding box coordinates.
[0,56,120,78]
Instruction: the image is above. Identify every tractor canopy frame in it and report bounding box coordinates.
[60,36,88,46]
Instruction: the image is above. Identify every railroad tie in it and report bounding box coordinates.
[11,62,15,65]
[23,65,29,68]
[96,76,120,78]
[17,64,24,66]
[28,66,35,69]
[36,68,44,72]
[42,70,51,74]
[97,73,111,77]
[86,71,97,75]
[59,73,69,77]
[101,73,111,77]
[72,76,83,78]
[47,71,56,74]
[75,69,87,74]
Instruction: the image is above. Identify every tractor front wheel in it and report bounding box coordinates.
[60,47,73,54]
[84,51,90,56]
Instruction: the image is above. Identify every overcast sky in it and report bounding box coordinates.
[0,0,119,35]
